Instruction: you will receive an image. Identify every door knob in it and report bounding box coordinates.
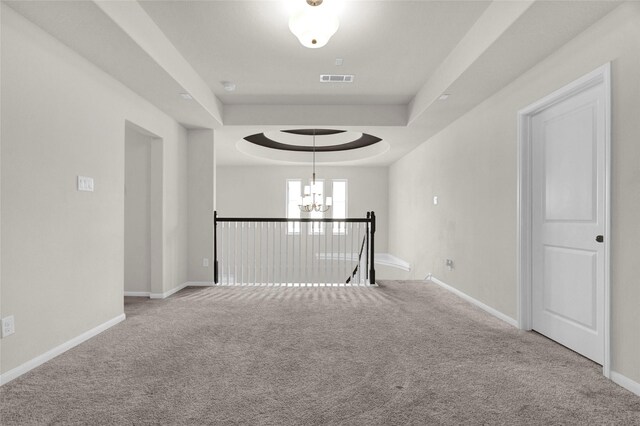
[596,235,604,243]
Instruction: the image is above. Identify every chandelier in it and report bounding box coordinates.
[288,0,339,49]
[299,130,332,212]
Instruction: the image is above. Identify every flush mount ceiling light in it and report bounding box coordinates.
[289,0,339,49]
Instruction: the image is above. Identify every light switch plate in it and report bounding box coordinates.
[433,196,438,205]
[78,176,94,192]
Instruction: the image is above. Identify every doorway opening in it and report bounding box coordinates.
[124,121,163,298]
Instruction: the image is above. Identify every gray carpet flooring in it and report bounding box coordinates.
[1,281,639,425]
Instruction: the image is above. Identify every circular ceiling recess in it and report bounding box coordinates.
[236,129,390,164]
[243,129,383,152]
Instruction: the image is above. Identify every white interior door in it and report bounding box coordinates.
[530,79,607,364]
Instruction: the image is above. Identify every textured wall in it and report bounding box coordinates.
[389,3,640,383]
[187,130,215,283]
[1,6,188,374]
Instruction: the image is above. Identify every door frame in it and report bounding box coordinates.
[516,63,611,377]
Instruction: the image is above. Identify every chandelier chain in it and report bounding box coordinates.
[299,128,331,213]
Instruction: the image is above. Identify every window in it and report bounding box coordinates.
[332,180,347,234]
[286,179,301,234]
[309,180,324,234]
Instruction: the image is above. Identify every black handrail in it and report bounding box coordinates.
[215,217,371,223]
[213,211,376,285]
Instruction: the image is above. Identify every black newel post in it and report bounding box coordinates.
[366,212,370,281]
[214,211,219,284]
[369,211,376,285]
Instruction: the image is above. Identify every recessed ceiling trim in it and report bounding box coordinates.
[244,130,382,152]
[407,1,533,124]
[93,0,223,127]
[281,129,346,136]
[236,138,391,165]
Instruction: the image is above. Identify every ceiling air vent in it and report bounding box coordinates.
[320,74,354,83]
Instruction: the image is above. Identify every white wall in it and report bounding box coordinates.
[124,125,160,294]
[217,165,389,252]
[161,122,189,295]
[0,5,188,374]
[389,3,640,384]
[0,0,3,368]
[187,129,215,283]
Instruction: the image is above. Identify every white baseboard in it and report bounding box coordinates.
[136,282,214,299]
[185,281,215,287]
[0,313,126,386]
[427,275,518,327]
[150,282,188,299]
[611,370,640,396]
[124,291,150,297]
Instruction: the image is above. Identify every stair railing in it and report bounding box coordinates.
[213,211,376,286]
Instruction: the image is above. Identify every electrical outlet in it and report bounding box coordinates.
[203,258,210,267]
[77,176,94,192]
[2,315,15,338]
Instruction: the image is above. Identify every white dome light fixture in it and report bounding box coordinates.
[289,0,339,49]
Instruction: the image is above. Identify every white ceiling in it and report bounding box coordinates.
[5,0,622,166]
[138,0,491,105]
